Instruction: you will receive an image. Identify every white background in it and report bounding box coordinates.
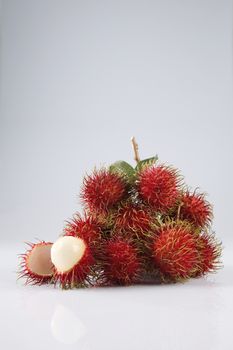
[0,1,233,349]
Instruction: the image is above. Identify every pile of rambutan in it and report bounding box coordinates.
[19,138,222,289]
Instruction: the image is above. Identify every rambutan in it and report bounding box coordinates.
[179,191,212,227]
[64,213,101,245]
[114,202,152,235]
[138,165,181,212]
[152,222,199,279]
[81,169,127,213]
[195,233,222,276]
[101,237,141,285]
[51,236,94,288]
[18,138,223,289]
[19,241,54,285]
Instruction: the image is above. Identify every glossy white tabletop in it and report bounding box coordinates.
[1,245,233,350]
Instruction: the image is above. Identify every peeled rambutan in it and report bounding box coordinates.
[195,233,221,276]
[101,237,141,285]
[64,213,101,245]
[19,241,54,285]
[152,222,199,279]
[138,165,181,212]
[81,168,127,213]
[114,202,152,235]
[179,191,212,227]
[51,236,94,288]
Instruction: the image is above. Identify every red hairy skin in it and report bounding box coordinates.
[101,237,141,285]
[179,192,212,227]
[138,165,181,212]
[114,203,152,235]
[53,238,95,289]
[64,213,102,245]
[81,169,127,213]
[85,208,118,231]
[18,155,223,289]
[152,222,199,279]
[18,241,54,285]
[195,234,222,276]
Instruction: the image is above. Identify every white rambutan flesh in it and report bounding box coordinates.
[51,236,86,273]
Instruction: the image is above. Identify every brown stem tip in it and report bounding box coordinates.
[131,137,140,164]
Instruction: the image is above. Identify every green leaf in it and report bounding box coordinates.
[135,155,158,171]
[109,160,136,181]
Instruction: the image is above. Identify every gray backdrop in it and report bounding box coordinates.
[0,0,232,252]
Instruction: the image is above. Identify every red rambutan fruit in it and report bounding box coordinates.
[179,192,212,227]
[138,165,181,212]
[19,241,54,285]
[101,237,141,285]
[152,222,199,279]
[81,169,127,213]
[64,213,101,245]
[195,233,222,276]
[51,236,94,288]
[114,203,152,235]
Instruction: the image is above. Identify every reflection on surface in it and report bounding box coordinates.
[8,268,233,350]
[47,280,223,349]
[51,304,87,345]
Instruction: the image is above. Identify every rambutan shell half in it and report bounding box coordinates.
[19,241,54,284]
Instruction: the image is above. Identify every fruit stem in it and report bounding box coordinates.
[131,137,140,163]
[177,202,183,220]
